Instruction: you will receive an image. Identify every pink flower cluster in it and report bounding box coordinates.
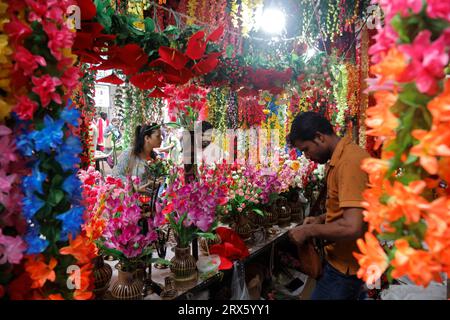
[0,126,27,265]
[5,0,80,120]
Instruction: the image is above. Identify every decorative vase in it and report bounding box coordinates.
[289,200,304,224]
[266,204,279,226]
[92,256,112,300]
[111,268,143,300]
[199,233,222,255]
[233,215,252,242]
[277,198,292,227]
[170,246,198,282]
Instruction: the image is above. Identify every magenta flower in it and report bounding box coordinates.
[13,46,46,76]
[13,95,39,121]
[0,228,27,265]
[31,75,62,107]
[61,67,81,92]
[42,21,75,61]
[399,31,449,94]
[427,0,450,21]
[377,0,423,23]
[369,26,399,64]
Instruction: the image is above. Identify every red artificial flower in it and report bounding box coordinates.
[129,71,164,90]
[3,16,33,44]
[76,0,98,20]
[206,25,224,42]
[191,52,221,75]
[13,95,39,121]
[61,67,81,92]
[31,75,62,107]
[148,88,168,98]
[163,66,193,85]
[13,46,47,76]
[158,46,189,71]
[186,30,207,60]
[96,73,124,85]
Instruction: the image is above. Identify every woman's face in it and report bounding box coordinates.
[144,129,162,151]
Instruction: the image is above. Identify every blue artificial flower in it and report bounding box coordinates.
[16,131,37,157]
[33,115,65,153]
[22,165,47,196]
[56,136,82,171]
[61,104,80,127]
[22,194,46,220]
[62,173,82,202]
[24,224,49,254]
[268,101,279,115]
[56,205,84,241]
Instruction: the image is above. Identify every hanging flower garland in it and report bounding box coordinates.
[5,0,96,299]
[331,63,349,135]
[354,1,450,288]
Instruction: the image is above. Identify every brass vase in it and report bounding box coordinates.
[93,256,112,300]
[289,200,304,224]
[277,198,292,227]
[111,267,143,300]
[266,204,279,227]
[170,246,198,282]
[233,215,252,242]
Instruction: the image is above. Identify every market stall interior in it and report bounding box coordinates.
[0,0,449,301]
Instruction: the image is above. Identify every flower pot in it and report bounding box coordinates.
[170,246,198,282]
[93,256,112,300]
[111,268,143,300]
[233,215,252,242]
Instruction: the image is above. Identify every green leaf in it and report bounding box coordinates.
[226,44,234,58]
[404,154,418,166]
[391,14,411,43]
[151,258,171,266]
[196,232,216,240]
[47,189,64,207]
[252,208,264,216]
[398,84,431,108]
[144,18,155,32]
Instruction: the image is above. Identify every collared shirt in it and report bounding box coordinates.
[324,135,369,275]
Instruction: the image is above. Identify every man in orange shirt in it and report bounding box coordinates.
[288,112,369,300]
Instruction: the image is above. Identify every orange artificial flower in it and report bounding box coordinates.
[391,239,442,287]
[365,91,399,150]
[24,255,58,289]
[48,294,65,300]
[362,188,394,233]
[354,232,389,285]
[419,197,450,254]
[59,234,97,264]
[290,160,300,171]
[361,157,390,187]
[70,263,94,300]
[427,79,450,124]
[438,157,450,185]
[410,125,450,174]
[384,180,429,224]
[370,47,408,83]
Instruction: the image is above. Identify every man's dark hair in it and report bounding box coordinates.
[289,112,334,144]
[100,112,108,120]
[200,121,213,133]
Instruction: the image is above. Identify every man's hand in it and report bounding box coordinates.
[288,225,312,246]
[303,215,324,225]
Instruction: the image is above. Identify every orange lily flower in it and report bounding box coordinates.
[362,187,394,233]
[438,157,450,184]
[370,47,408,84]
[59,234,97,264]
[361,158,390,187]
[48,294,65,300]
[354,232,389,285]
[391,239,442,287]
[419,197,450,254]
[25,255,58,289]
[410,125,450,174]
[69,263,94,300]
[365,91,399,150]
[427,79,450,124]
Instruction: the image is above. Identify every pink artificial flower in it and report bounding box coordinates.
[31,75,62,107]
[25,0,60,23]
[0,170,17,194]
[0,126,17,167]
[61,67,80,92]
[399,30,449,95]
[42,22,75,61]
[377,0,423,22]
[13,95,39,121]
[13,46,47,76]
[369,26,399,64]
[427,0,450,21]
[0,228,27,265]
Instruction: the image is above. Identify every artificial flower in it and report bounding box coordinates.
[426,0,450,21]
[55,135,82,171]
[31,75,63,107]
[13,95,39,121]
[0,228,27,264]
[56,206,85,241]
[13,46,46,76]
[370,47,407,85]
[22,165,47,196]
[24,224,49,254]
[59,234,97,264]
[60,103,81,127]
[25,254,58,288]
[42,21,74,61]
[399,31,449,95]
[72,263,94,300]
[377,0,423,22]
[427,79,450,124]
[391,239,442,287]
[22,193,45,220]
[353,232,389,285]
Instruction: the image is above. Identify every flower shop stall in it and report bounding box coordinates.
[0,0,449,302]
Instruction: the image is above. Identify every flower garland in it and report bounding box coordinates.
[331,63,349,135]
[354,1,450,288]
[6,0,95,299]
[186,0,198,25]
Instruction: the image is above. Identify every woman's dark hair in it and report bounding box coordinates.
[133,123,160,158]
[289,112,334,145]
